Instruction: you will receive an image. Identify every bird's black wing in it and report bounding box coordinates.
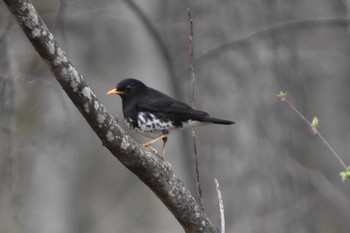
[136,87,209,118]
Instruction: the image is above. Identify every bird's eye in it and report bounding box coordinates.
[125,85,133,91]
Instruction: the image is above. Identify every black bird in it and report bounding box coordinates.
[107,78,234,158]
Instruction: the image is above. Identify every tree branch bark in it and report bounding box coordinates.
[3,0,219,232]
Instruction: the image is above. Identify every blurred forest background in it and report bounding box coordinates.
[1,0,350,232]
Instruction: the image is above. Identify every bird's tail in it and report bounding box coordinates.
[202,117,235,125]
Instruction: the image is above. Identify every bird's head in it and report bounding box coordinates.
[107,78,146,100]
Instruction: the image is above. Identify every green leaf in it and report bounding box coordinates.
[277,91,287,101]
[311,117,319,134]
[339,166,350,182]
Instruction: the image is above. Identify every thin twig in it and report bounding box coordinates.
[214,179,225,233]
[187,8,204,209]
[283,98,313,126]
[316,130,347,170]
[188,9,196,102]
[281,95,348,170]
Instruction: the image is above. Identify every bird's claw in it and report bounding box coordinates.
[142,144,158,154]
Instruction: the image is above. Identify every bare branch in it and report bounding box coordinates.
[214,179,225,233]
[187,8,204,209]
[3,0,219,232]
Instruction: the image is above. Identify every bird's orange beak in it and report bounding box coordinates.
[106,89,125,95]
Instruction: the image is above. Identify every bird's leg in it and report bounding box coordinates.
[142,135,167,155]
[161,136,168,159]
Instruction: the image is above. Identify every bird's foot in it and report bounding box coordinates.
[141,135,168,158]
[142,143,158,154]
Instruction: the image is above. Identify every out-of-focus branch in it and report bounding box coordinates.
[124,0,176,80]
[3,0,219,232]
[0,12,20,232]
[195,17,350,66]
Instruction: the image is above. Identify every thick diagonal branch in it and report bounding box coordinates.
[3,0,219,232]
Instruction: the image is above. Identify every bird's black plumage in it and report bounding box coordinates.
[107,78,234,157]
